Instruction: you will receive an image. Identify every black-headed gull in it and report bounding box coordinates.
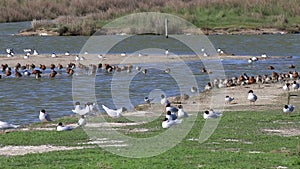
[78,115,87,127]
[56,122,74,131]
[39,109,52,122]
[165,103,178,113]
[203,110,222,119]
[162,118,182,128]
[144,97,153,104]
[282,83,290,92]
[283,105,294,113]
[225,95,234,104]
[292,81,299,91]
[166,111,177,121]
[72,102,90,115]
[247,90,257,104]
[177,105,188,119]
[102,105,126,118]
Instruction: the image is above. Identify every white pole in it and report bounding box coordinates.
[165,18,168,38]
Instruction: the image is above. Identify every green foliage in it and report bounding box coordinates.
[0,0,299,35]
[0,109,300,168]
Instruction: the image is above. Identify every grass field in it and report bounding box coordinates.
[0,109,299,168]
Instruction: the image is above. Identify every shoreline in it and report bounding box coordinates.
[0,54,294,68]
[16,27,298,36]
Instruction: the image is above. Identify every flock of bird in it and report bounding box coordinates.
[0,48,299,132]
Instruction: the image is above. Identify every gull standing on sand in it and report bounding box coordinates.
[292,81,299,91]
[39,109,52,122]
[0,121,19,133]
[72,102,90,115]
[144,97,153,104]
[282,83,290,92]
[225,95,234,104]
[283,105,294,113]
[78,115,87,127]
[247,90,258,104]
[51,53,57,58]
[203,110,222,119]
[177,105,189,119]
[102,105,126,118]
[56,122,74,131]
[33,49,39,55]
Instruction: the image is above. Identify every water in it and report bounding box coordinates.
[0,21,299,125]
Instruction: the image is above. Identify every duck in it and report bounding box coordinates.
[283,105,294,113]
[225,96,234,104]
[50,70,57,78]
[164,68,171,74]
[77,115,87,127]
[72,102,90,115]
[289,64,295,69]
[292,81,299,91]
[162,118,182,128]
[56,122,74,131]
[177,105,188,119]
[39,109,52,122]
[102,105,126,118]
[203,110,222,119]
[247,90,257,104]
[0,121,19,133]
[190,86,198,93]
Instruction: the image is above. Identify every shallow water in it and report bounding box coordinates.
[0,21,299,125]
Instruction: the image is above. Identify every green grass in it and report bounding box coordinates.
[0,110,300,168]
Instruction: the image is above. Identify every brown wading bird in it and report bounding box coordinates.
[14,69,22,78]
[50,70,57,78]
[40,64,46,70]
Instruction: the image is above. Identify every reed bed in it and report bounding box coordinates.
[0,0,299,35]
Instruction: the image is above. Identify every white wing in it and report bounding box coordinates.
[0,121,19,129]
[72,105,90,115]
[102,105,122,118]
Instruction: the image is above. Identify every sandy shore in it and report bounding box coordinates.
[0,53,291,68]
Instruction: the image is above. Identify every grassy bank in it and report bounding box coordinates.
[1,0,299,35]
[0,109,299,168]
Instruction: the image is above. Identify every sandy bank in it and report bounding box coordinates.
[0,53,291,68]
